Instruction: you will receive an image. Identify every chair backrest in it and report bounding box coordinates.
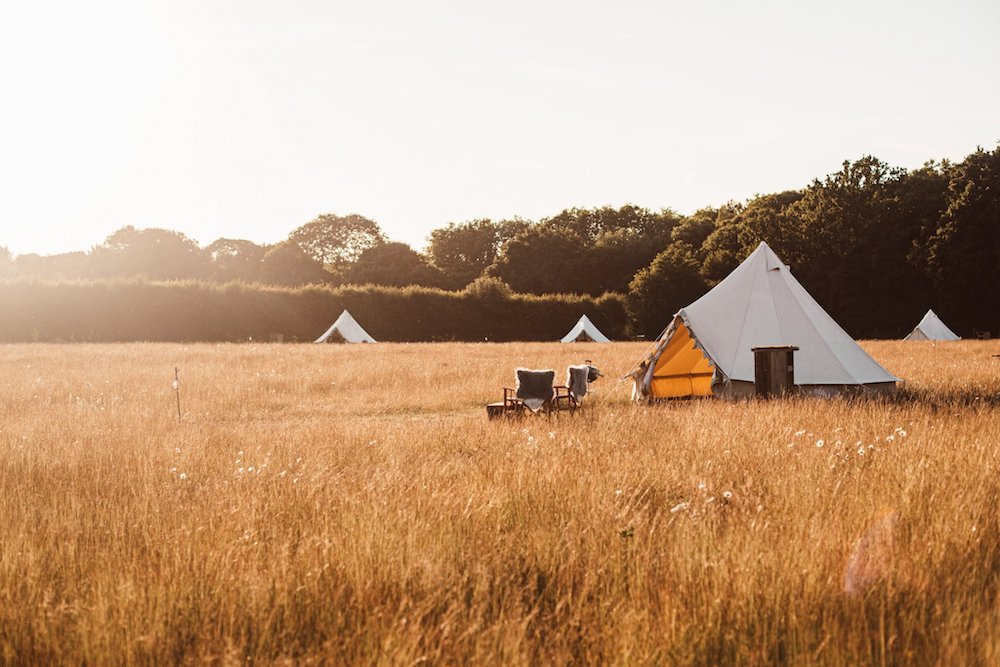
[566,365,591,399]
[516,368,555,411]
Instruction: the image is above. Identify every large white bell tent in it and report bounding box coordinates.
[630,242,898,399]
[560,315,611,343]
[903,309,960,341]
[314,310,377,344]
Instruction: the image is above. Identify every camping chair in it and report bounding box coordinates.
[486,386,527,419]
[486,369,576,419]
[564,362,603,407]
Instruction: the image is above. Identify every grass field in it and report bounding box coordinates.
[0,340,998,665]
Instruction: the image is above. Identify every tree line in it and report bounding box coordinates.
[1,146,997,339]
[0,280,626,343]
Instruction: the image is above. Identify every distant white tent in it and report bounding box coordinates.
[630,242,899,399]
[560,315,611,343]
[903,309,960,341]
[314,310,377,344]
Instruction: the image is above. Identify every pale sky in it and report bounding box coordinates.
[1,0,997,257]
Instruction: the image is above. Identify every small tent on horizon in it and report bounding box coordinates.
[560,315,611,343]
[630,242,899,399]
[314,310,377,344]
[903,309,960,341]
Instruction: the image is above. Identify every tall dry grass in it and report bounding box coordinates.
[0,340,997,664]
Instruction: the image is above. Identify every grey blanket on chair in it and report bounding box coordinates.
[516,368,555,411]
[567,365,591,400]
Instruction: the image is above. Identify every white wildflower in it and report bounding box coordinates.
[815,439,825,448]
[857,447,866,456]
[723,490,733,500]
[179,473,187,481]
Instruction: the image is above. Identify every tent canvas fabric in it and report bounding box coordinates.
[903,309,960,341]
[560,315,611,343]
[314,310,377,344]
[630,242,899,399]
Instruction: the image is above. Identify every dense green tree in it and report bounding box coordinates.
[289,214,386,276]
[258,241,330,286]
[345,242,445,288]
[671,207,719,255]
[494,217,533,249]
[487,226,586,295]
[206,238,268,283]
[427,219,502,289]
[787,157,917,332]
[90,226,208,280]
[543,204,669,242]
[927,147,1000,334]
[627,242,707,338]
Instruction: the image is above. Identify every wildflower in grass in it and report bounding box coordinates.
[615,489,623,496]
[548,431,555,439]
[174,447,181,454]
[886,434,895,442]
[169,467,177,474]
[698,483,707,491]
[248,466,254,472]
[857,447,866,456]
[179,473,187,481]
[723,490,733,500]
[816,439,825,448]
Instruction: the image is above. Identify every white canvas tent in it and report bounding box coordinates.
[630,242,899,399]
[314,310,377,344]
[903,309,960,341]
[560,315,611,343]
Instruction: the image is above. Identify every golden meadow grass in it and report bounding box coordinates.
[0,341,997,665]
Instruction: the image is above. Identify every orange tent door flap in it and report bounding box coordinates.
[648,322,714,398]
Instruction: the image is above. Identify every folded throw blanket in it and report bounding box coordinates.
[516,368,555,411]
[567,365,591,400]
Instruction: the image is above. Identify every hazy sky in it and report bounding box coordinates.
[1,0,997,256]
